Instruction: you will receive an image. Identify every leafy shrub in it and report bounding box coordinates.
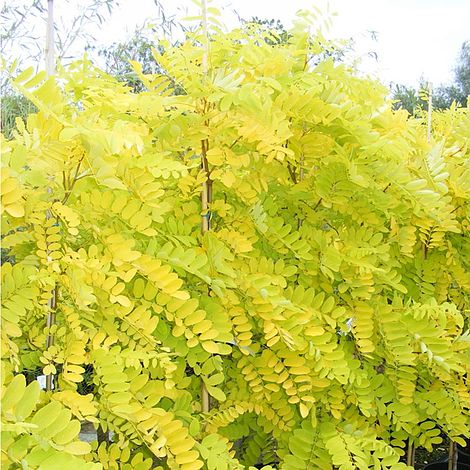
[1,11,469,470]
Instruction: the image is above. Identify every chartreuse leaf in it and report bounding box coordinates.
[15,381,41,420]
[54,420,82,445]
[30,400,63,430]
[206,384,226,402]
[1,5,469,470]
[1,374,26,411]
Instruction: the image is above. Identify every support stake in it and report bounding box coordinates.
[406,442,415,467]
[448,442,456,470]
[427,82,433,143]
[200,0,210,414]
[45,0,56,393]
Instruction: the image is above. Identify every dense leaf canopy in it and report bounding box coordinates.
[1,13,470,470]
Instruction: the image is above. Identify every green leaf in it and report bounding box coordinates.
[53,420,81,445]
[2,374,26,412]
[30,400,62,431]
[205,385,226,402]
[15,381,41,420]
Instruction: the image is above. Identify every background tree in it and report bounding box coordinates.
[93,0,179,92]
[453,40,470,101]
[391,84,422,114]
[1,0,116,137]
[392,40,469,113]
[1,0,116,69]
[96,29,163,92]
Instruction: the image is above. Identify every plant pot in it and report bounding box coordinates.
[423,460,470,470]
[457,445,470,465]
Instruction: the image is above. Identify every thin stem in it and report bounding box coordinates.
[229,136,241,149]
[297,152,305,230]
[62,157,84,204]
[201,137,212,232]
[287,162,297,184]
[323,219,339,237]
[299,153,305,183]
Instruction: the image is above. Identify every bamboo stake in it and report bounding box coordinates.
[200,0,210,414]
[448,441,456,470]
[45,0,55,76]
[45,0,56,393]
[406,442,415,467]
[427,82,433,143]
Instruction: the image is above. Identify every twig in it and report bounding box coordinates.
[287,162,297,184]
[229,136,241,149]
[61,156,84,204]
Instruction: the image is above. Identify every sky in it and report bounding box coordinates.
[12,0,470,88]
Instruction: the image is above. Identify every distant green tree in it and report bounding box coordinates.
[454,40,470,99]
[96,29,163,92]
[432,40,469,108]
[391,84,423,114]
[392,40,469,113]
[94,1,179,92]
[432,84,464,110]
